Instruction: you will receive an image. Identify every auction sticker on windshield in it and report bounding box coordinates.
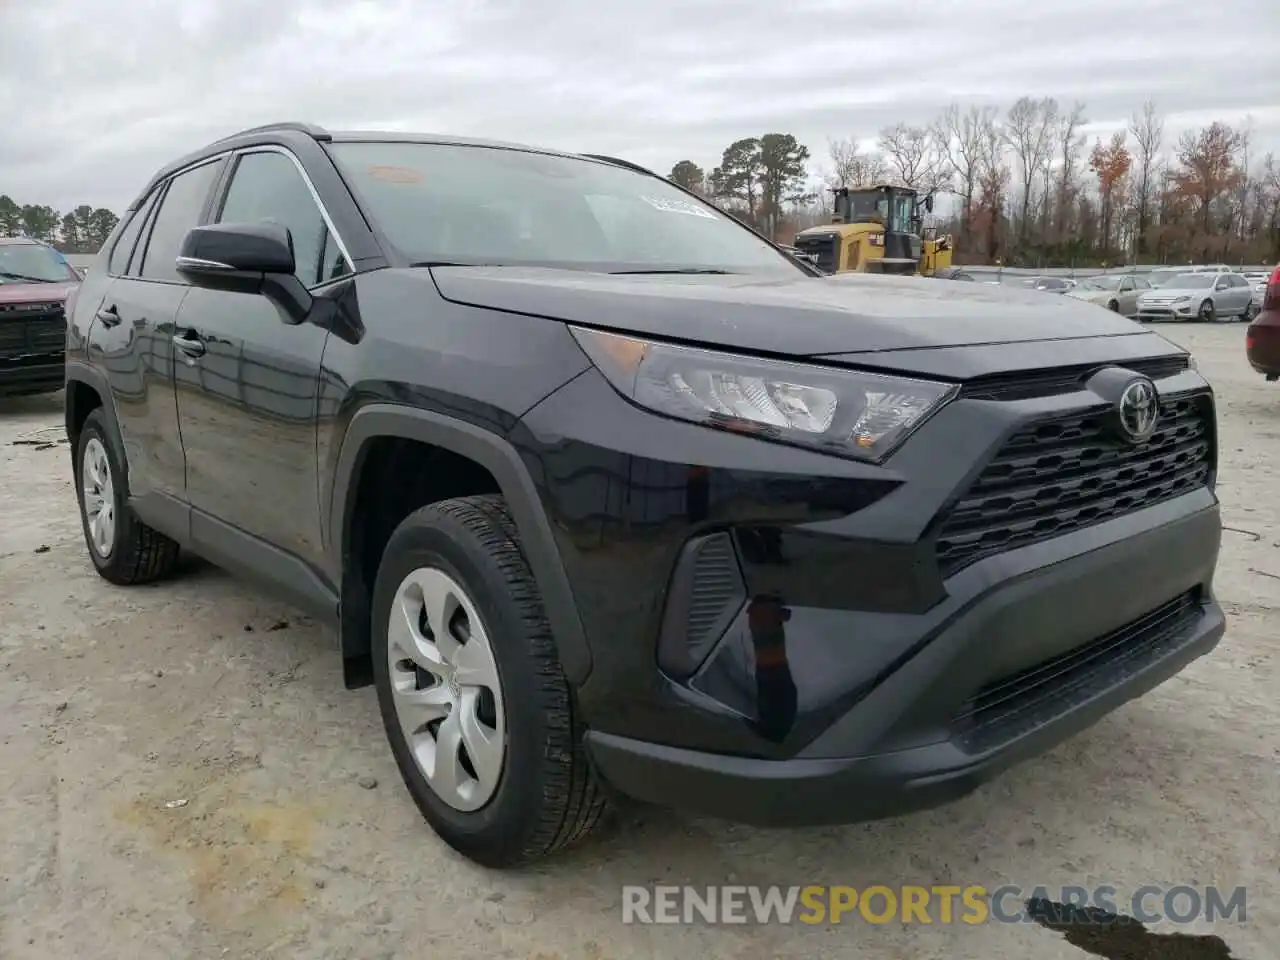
[640,195,719,219]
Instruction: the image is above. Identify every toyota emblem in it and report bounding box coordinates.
[1117,378,1159,442]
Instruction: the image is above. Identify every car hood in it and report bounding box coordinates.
[0,280,78,304]
[428,266,1158,359]
[1138,286,1214,299]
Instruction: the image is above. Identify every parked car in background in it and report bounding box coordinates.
[1066,274,1151,317]
[1016,276,1073,294]
[1136,271,1257,323]
[1246,265,1280,381]
[1,237,82,396]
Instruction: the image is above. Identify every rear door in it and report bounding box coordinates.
[87,157,225,513]
[172,146,351,571]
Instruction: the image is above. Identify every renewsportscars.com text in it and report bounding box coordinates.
[621,884,1247,926]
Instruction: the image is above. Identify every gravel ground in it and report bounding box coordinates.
[1,323,1276,960]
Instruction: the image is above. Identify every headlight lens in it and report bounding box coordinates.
[569,327,957,462]
[1173,296,1190,304]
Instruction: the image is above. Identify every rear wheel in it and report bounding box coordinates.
[1107,300,1120,312]
[74,409,180,584]
[1242,303,1258,323]
[1198,299,1215,323]
[371,494,609,867]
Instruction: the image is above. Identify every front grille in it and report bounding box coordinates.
[0,301,66,357]
[936,391,1213,576]
[794,236,837,274]
[952,590,1202,752]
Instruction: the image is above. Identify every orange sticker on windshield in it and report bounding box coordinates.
[366,165,423,183]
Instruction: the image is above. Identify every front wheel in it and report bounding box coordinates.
[371,494,610,867]
[1107,300,1120,312]
[1198,299,1215,323]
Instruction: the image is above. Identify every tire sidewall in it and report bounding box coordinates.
[75,411,127,573]
[371,513,555,848]
[1200,299,1214,322]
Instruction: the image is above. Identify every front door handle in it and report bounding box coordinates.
[172,332,206,360]
[95,305,121,327]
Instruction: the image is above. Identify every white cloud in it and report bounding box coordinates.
[1,0,1276,212]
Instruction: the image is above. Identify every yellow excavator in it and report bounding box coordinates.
[792,184,953,277]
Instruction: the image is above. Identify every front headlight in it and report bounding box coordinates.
[569,327,957,463]
[1173,296,1191,305]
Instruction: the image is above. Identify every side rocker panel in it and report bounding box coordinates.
[327,403,592,685]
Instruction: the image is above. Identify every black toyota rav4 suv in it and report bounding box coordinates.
[65,122,1225,867]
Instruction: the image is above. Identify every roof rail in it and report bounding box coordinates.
[581,153,656,177]
[214,121,332,144]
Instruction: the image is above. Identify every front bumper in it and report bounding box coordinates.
[587,505,1223,825]
[514,355,1221,823]
[0,352,65,395]
[1137,302,1198,322]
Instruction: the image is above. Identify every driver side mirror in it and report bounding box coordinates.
[175,222,313,324]
[1214,278,1229,290]
[924,195,934,213]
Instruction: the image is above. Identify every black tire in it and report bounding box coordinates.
[1107,300,1120,312]
[1198,299,1215,323]
[1242,303,1258,323]
[74,408,180,585]
[371,494,609,867]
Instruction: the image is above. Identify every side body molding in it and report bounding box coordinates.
[327,403,592,685]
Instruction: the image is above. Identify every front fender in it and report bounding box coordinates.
[326,402,592,684]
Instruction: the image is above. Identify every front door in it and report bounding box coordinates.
[171,147,351,571]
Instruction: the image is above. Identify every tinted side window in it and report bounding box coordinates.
[139,160,222,282]
[217,151,347,286]
[108,190,159,276]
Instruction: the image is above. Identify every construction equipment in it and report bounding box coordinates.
[792,184,953,277]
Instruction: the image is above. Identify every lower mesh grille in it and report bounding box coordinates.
[952,590,1202,753]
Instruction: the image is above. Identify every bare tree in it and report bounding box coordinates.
[1129,101,1164,256]
[877,123,950,195]
[931,105,997,246]
[1005,97,1058,247]
[1053,101,1088,242]
[826,137,888,189]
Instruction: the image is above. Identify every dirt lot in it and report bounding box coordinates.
[1,323,1277,960]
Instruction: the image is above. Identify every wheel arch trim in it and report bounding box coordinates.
[327,403,592,684]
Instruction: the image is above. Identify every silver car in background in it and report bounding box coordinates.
[1065,274,1151,317]
[1136,271,1258,322]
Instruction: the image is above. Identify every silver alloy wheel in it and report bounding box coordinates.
[81,437,116,559]
[387,567,506,812]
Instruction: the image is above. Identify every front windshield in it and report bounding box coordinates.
[326,142,801,274]
[1081,276,1123,291]
[1147,271,1185,288]
[0,243,78,283]
[1163,274,1213,289]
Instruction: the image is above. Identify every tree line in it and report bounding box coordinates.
[667,100,1280,267]
[0,195,120,254]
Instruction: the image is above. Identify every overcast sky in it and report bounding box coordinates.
[2,0,1277,213]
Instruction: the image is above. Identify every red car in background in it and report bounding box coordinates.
[0,237,82,397]
[1246,264,1280,382]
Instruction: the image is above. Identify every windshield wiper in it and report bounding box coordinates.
[608,268,734,275]
[0,271,58,283]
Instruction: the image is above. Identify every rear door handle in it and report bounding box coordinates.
[172,332,206,360]
[95,305,121,327]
